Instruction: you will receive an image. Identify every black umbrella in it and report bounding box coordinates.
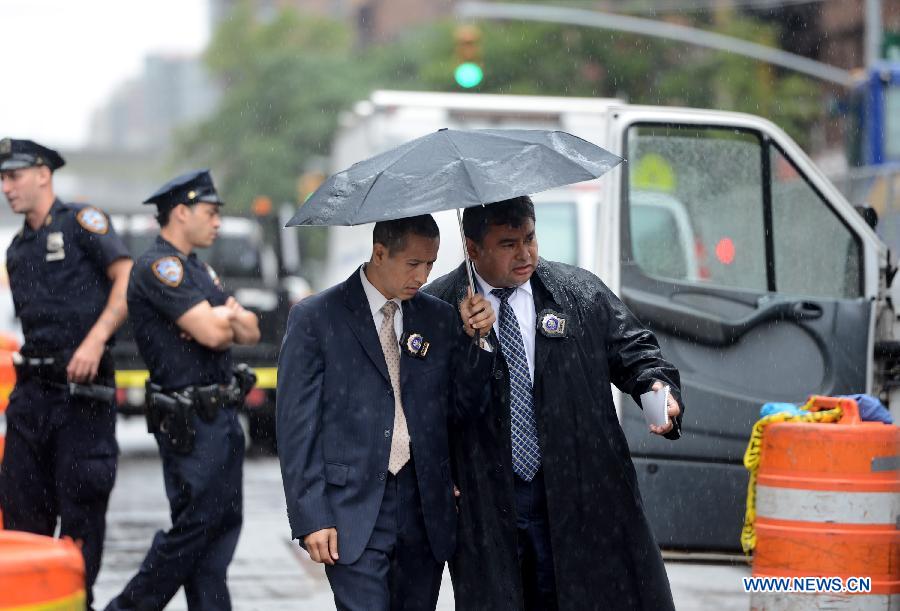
[287,128,623,289]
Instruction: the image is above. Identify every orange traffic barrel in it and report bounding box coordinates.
[0,332,19,414]
[750,396,899,610]
[0,531,85,610]
[0,336,17,527]
[0,348,15,415]
[0,333,19,354]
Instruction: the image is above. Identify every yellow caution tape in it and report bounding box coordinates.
[114,369,149,389]
[115,368,278,390]
[740,399,843,554]
[253,367,277,389]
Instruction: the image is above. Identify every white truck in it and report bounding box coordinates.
[322,90,898,552]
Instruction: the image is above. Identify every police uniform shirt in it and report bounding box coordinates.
[5,200,130,355]
[127,236,232,391]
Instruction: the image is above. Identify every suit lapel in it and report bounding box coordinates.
[531,262,566,380]
[341,268,390,383]
[399,296,418,385]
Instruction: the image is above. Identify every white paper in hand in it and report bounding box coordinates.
[639,386,670,429]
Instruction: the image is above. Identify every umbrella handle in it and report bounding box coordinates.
[456,208,477,297]
[457,208,481,345]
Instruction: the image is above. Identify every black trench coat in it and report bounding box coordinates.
[425,259,683,611]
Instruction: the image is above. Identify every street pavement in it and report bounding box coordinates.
[92,417,752,610]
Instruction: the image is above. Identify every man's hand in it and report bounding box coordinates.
[649,380,681,436]
[224,296,245,316]
[224,295,261,345]
[67,336,105,383]
[211,304,237,322]
[459,290,496,338]
[303,528,339,565]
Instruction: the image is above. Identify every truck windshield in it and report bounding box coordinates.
[535,202,578,266]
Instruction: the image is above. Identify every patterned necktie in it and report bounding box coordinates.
[379,301,411,475]
[491,287,541,481]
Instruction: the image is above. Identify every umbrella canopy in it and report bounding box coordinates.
[287,128,623,227]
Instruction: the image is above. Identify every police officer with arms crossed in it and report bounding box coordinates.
[104,170,260,611]
[0,138,133,609]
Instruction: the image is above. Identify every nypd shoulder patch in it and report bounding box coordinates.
[76,207,109,235]
[152,256,184,287]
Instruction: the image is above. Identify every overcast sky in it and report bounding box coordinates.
[0,0,209,149]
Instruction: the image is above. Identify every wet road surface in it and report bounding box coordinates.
[92,417,751,610]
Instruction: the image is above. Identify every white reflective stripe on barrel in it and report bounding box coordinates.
[750,592,898,611]
[756,486,900,525]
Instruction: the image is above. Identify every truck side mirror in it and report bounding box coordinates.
[855,205,878,230]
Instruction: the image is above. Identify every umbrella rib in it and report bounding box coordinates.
[443,131,486,204]
[479,130,620,178]
[349,169,385,224]
[351,134,456,223]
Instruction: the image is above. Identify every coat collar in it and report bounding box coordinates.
[20,198,65,241]
[529,265,566,377]
[447,259,567,376]
[532,259,568,310]
[448,258,565,306]
[154,235,195,261]
[341,266,391,383]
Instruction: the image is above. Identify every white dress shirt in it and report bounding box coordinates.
[360,265,403,339]
[473,267,536,382]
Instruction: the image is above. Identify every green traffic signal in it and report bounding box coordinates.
[454,62,483,88]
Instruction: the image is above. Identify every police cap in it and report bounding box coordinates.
[143,169,224,209]
[0,138,66,172]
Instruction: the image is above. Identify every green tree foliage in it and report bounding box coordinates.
[179,1,369,209]
[180,3,823,212]
[367,16,821,147]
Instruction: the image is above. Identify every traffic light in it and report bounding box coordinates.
[297,171,325,203]
[454,25,483,89]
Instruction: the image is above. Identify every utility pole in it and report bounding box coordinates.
[457,2,856,88]
[865,0,883,68]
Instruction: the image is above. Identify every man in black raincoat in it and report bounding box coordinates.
[425,196,683,611]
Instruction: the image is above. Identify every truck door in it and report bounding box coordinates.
[608,110,883,551]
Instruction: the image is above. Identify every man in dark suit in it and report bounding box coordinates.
[276,214,495,611]
[425,197,684,611]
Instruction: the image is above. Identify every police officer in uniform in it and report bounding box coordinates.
[0,138,133,608]
[104,170,260,611]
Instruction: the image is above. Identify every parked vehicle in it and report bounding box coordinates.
[321,90,898,552]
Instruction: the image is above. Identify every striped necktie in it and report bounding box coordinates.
[491,287,541,481]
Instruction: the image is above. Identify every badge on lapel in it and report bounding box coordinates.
[45,231,65,262]
[537,309,568,338]
[399,331,430,359]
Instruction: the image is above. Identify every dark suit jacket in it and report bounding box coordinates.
[276,267,493,565]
